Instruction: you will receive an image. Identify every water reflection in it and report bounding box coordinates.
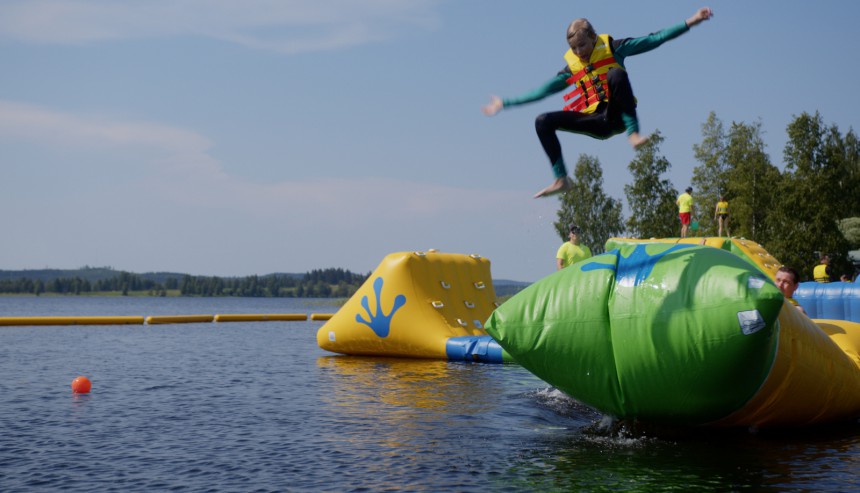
[314,355,860,492]
[312,356,521,489]
[4,296,859,492]
[504,416,860,492]
[317,356,504,413]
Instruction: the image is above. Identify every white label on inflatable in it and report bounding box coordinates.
[737,310,766,335]
[747,276,766,289]
[328,331,336,342]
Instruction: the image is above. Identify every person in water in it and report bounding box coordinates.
[482,7,714,198]
[775,266,806,314]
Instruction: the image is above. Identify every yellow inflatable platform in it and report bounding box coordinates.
[317,250,512,363]
[717,307,860,427]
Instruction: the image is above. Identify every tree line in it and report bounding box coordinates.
[0,268,369,297]
[555,111,859,281]
[177,268,368,297]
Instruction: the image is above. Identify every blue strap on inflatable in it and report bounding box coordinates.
[445,336,506,363]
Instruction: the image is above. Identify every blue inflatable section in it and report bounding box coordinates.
[794,282,860,322]
[445,336,506,363]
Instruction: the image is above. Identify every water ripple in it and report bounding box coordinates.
[1,297,859,492]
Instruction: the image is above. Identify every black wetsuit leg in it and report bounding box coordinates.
[604,67,637,126]
[534,67,633,175]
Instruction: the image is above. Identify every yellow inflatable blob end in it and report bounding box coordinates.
[316,251,513,363]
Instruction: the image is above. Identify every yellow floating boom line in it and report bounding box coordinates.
[214,313,308,322]
[145,314,215,325]
[0,316,145,326]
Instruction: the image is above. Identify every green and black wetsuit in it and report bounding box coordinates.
[501,21,692,179]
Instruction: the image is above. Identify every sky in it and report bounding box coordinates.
[1,0,858,283]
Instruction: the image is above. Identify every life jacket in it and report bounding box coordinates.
[562,34,623,113]
[716,201,729,214]
[814,264,831,283]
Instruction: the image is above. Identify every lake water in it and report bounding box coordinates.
[1,296,859,492]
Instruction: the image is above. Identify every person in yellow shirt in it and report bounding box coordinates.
[676,187,694,238]
[556,225,592,270]
[714,195,730,237]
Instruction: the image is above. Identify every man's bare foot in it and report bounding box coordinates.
[628,132,650,148]
[534,177,572,198]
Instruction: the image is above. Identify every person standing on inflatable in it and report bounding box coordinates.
[556,225,592,270]
[677,187,695,238]
[482,7,714,198]
[714,195,730,237]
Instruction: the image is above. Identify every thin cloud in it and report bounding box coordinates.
[0,102,556,280]
[0,0,441,53]
[0,99,526,224]
[0,100,212,154]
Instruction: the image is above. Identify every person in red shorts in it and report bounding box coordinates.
[676,186,694,238]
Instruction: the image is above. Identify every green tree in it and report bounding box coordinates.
[839,218,860,249]
[845,129,860,217]
[180,275,194,295]
[823,125,860,218]
[769,112,852,278]
[555,154,625,254]
[723,120,780,244]
[624,131,679,239]
[691,112,729,236]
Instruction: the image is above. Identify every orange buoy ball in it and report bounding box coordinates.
[71,375,92,394]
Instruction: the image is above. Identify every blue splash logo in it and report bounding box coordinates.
[356,277,406,338]
[581,244,695,287]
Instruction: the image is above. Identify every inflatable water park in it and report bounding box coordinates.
[318,238,860,428]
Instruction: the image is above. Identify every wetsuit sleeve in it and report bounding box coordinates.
[501,70,569,108]
[611,22,690,63]
[610,21,690,135]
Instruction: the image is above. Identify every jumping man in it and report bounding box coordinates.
[483,8,714,198]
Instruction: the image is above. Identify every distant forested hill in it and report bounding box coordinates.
[492,279,531,297]
[0,267,529,298]
[0,267,358,297]
[0,267,135,282]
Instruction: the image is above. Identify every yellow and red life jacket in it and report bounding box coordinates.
[562,34,623,113]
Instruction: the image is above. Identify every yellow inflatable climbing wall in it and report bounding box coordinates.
[317,250,511,362]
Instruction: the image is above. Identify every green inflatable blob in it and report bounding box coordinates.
[485,244,784,425]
